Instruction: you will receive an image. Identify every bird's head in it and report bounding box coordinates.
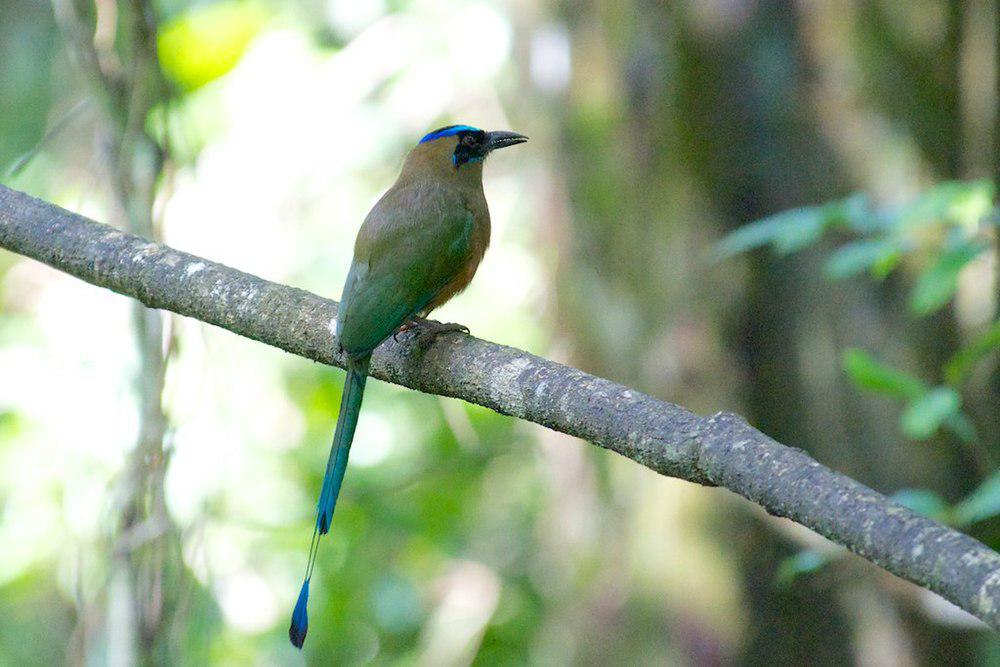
[416,125,528,170]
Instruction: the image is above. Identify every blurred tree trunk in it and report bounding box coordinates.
[53,0,182,663]
[531,0,994,663]
[956,0,1000,491]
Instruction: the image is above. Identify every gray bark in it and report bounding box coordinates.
[1,183,998,629]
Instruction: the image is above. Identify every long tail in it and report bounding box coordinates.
[317,357,369,534]
[289,356,370,649]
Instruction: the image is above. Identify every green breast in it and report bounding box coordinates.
[336,183,478,357]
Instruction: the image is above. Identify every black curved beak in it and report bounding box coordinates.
[485,130,528,152]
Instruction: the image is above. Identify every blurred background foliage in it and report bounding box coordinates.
[0,0,998,665]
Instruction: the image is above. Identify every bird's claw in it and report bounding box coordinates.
[421,321,470,336]
[392,321,415,343]
[393,318,469,343]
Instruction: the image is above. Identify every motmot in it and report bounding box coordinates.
[289,124,528,648]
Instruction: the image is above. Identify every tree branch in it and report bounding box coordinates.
[2,183,998,628]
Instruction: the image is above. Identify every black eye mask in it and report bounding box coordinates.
[452,130,488,168]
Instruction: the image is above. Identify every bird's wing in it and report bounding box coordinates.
[336,184,474,356]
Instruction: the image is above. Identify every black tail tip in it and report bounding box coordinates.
[289,578,310,648]
[289,622,308,649]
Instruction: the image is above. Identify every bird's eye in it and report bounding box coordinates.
[462,134,478,147]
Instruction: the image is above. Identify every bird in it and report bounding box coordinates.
[289,124,528,648]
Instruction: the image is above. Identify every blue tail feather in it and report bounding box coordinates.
[289,578,310,649]
[317,361,369,533]
[289,357,370,649]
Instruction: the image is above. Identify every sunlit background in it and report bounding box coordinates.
[1,0,999,664]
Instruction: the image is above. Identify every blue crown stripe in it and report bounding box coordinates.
[420,125,480,143]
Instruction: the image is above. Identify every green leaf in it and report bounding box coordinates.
[713,198,855,260]
[834,193,879,233]
[909,241,988,316]
[775,550,829,587]
[158,2,268,92]
[943,180,996,229]
[943,411,978,443]
[713,207,820,259]
[824,237,903,280]
[870,247,903,279]
[953,471,1000,526]
[890,488,950,519]
[900,387,961,440]
[772,208,830,254]
[893,180,996,231]
[841,348,926,399]
[945,319,1000,385]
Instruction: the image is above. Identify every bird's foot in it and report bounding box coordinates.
[393,317,469,343]
[417,318,471,336]
[392,321,415,342]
